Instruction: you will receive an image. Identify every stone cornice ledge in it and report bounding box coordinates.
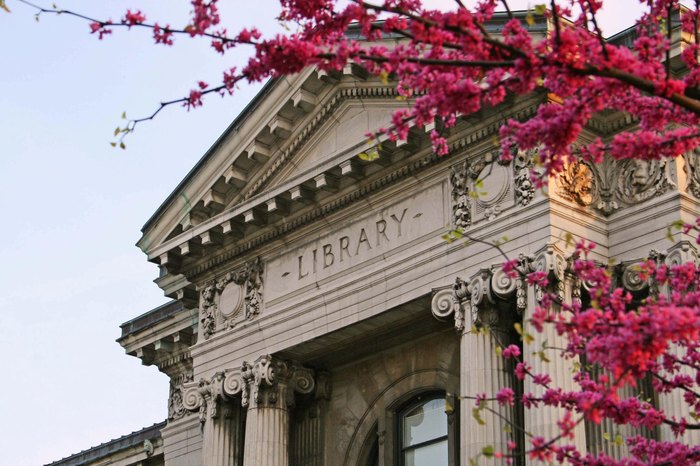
[152,101,541,283]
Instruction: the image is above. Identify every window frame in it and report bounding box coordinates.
[396,391,452,466]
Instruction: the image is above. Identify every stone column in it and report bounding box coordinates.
[432,269,517,466]
[240,355,315,466]
[182,370,246,466]
[523,245,586,463]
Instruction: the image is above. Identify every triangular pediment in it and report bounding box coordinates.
[138,67,405,264]
[230,97,404,208]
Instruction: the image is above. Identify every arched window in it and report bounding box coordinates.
[399,394,449,466]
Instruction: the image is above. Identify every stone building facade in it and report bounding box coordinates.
[49,14,700,466]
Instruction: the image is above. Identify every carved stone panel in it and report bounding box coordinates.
[513,149,536,207]
[683,147,700,199]
[199,257,265,340]
[474,159,512,221]
[266,182,445,302]
[168,370,194,421]
[615,159,675,205]
[450,160,471,230]
[557,160,596,207]
[553,154,676,215]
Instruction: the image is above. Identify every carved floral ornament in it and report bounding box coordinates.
[555,153,677,214]
[181,355,326,424]
[168,370,194,421]
[450,145,680,227]
[430,244,569,332]
[448,148,539,231]
[199,257,264,340]
[683,146,700,199]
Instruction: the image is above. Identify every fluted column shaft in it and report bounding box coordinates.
[202,401,245,466]
[243,383,291,466]
[523,279,586,464]
[657,344,700,445]
[460,323,515,465]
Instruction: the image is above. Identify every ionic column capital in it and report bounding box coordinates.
[241,355,316,409]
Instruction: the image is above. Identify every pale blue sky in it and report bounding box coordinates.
[0,1,643,465]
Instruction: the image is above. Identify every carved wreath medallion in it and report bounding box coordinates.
[199,257,264,340]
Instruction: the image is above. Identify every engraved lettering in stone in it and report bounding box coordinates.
[298,255,309,280]
[268,185,445,301]
[323,244,335,268]
[288,205,422,282]
[390,208,408,237]
[356,228,372,255]
[339,236,350,262]
[375,220,389,246]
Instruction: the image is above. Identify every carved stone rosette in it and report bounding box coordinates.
[198,257,265,340]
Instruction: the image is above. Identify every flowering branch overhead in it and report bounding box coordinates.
[9,0,700,464]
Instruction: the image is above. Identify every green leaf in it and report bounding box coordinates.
[379,70,389,85]
[472,407,486,425]
[534,4,547,15]
[602,432,611,441]
[564,232,574,248]
[114,127,121,136]
[514,322,523,335]
[481,445,494,458]
[119,142,126,150]
[666,226,676,243]
[358,150,380,162]
[614,434,624,446]
[525,12,535,26]
[110,142,117,147]
[121,111,127,119]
